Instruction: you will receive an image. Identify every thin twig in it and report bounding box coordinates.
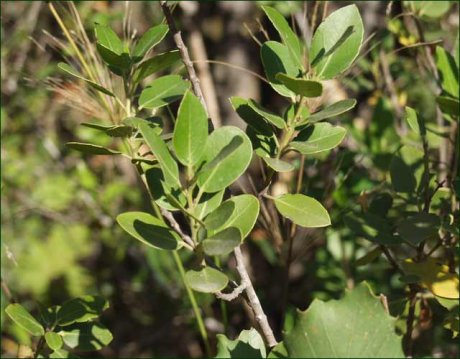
[160,208,195,249]
[234,247,278,347]
[216,280,248,301]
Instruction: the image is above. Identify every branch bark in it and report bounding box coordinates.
[160,1,278,347]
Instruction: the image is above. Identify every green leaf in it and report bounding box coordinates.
[139,75,190,110]
[261,41,301,97]
[5,304,44,336]
[275,74,323,98]
[145,167,186,211]
[268,342,288,358]
[132,24,168,61]
[397,213,440,246]
[205,195,260,239]
[185,267,229,293]
[45,332,63,351]
[58,63,115,97]
[344,213,400,246]
[66,142,120,155]
[116,211,181,250]
[95,24,123,54]
[405,106,425,135]
[274,194,330,228]
[262,157,295,172]
[283,282,404,358]
[139,122,180,186]
[96,44,131,72]
[390,155,417,193]
[247,99,286,129]
[261,5,302,69]
[437,96,459,117]
[197,126,252,193]
[310,5,364,79]
[56,296,109,327]
[290,123,346,155]
[133,51,181,83]
[202,227,242,256]
[307,99,357,123]
[173,91,208,166]
[216,328,266,358]
[60,322,113,351]
[435,46,459,98]
[409,1,451,18]
[194,190,225,220]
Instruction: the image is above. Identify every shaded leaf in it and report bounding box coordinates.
[57,296,109,326]
[275,73,323,98]
[261,41,300,97]
[133,51,181,83]
[94,24,123,54]
[5,304,44,336]
[202,227,242,256]
[139,75,190,110]
[66,142,120,156]
[409,1,451,18]
[344,213,400,246]
[116,211,181,250]
[185,267,229,293]
[283,282,404,358]
[307,99,357,123]
[197,126,252,193]
[173,91,208,166]
[310,5,364,79]
[60,322,113,351]
[397,213,440,246]
[390,155,417,193]
[194,190,225,220]
[290,123,346,155]
[145,166,186,211]
[247,99,285,129]
[216,328,266,358]
[274,194,330,228]
[437,96,459,117]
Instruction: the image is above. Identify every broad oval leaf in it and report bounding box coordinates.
[58,63,115,97]
[197,126,252,193]
[116,211,181,250]
[139,75,190,110]
[202,227,242,256]
[205,194,260,239]
[283,282,404,357]
[139,122,180,187]
[247,99,285,129]
[185,267,229,293]
[390,155,417,193]
[274,193,330,228]
[173,91,208,166]
[133,51,181,83]
[60,322,113,351]
[262,157,295,172]
[290,123,346,155]
[56,296,109,326]
[409,1,451,18]
[132,24,168,61]
[66,142,120,155]
[310,5,364,79]
[194,190,225,220]
[307,99,357,123]
[45,332,63,351]
[216,328,266,358]
[5,304,44,336]
[261,41,301,97]
[397,213,440,246]
[261,5,303,69]
[275,74,323,98]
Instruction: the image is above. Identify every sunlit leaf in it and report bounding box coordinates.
[274,194,330,228]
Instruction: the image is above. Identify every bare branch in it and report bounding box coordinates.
[216,280,248,301]
[160,208,195,249]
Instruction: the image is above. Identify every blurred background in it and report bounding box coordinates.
[1,1,458,357]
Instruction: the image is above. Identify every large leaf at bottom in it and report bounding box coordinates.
[216,328,266,358]
[116,211,181,250]
[284,282,404,358]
